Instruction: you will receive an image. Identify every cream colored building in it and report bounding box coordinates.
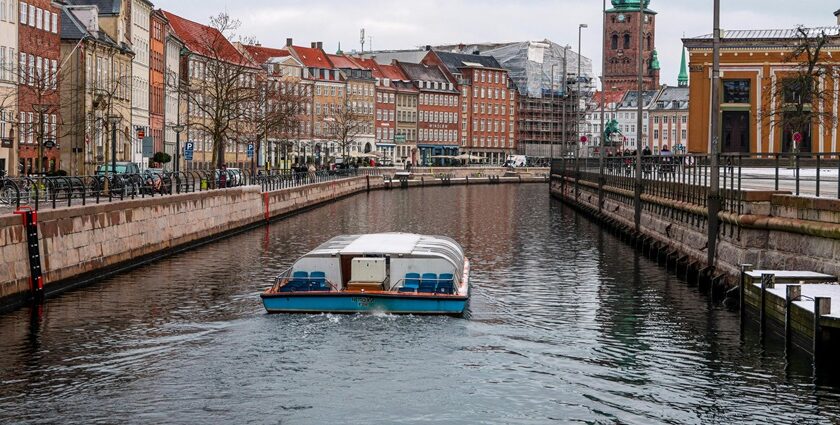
[0,0,18,176]
[130,0,152,167]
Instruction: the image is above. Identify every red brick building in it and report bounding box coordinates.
[603,0,660,92]
[18,0,61,174]
[149,10,167,162]
[423,50,517,164]
[397,61,459,166]
[377,63,418,166]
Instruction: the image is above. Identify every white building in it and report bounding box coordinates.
[164,31,183,170]
[130,0,152,168]
[612,90,657,152]
[0,0,18,176]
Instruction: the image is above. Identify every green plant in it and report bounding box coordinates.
[153,152,172,164]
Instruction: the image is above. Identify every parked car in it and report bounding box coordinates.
[94,162,141,196]
[95,162,140,176]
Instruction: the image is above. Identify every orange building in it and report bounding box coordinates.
[684,27,840,154]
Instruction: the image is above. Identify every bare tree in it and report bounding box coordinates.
[172,12,260,179]
[242,75,308,173]
[761,27,837,154]
[324,98,369,162]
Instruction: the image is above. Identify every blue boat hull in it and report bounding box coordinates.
[261,292,468,315]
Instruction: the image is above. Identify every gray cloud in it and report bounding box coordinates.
[156,0,838,87]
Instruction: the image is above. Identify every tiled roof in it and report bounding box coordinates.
[397,62,457,92]
[349,57,379,72]
[328,54,363,70]
[163,10,257,67]
[687,27,840,41]
[292,46,333,68]
[432,50,503,74]
[241,45,290,64]
[590,90,627,108]
[378,64,408,81]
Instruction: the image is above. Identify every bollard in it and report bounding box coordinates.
[739,264,754,326]
[813,297,831,359]
[784,284,801,350]
[759,273,775,340]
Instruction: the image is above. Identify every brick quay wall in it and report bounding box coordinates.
[0,171,548,312]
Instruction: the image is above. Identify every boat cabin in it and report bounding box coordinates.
[276,233,467,294]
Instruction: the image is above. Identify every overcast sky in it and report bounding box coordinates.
[155,0,838,87]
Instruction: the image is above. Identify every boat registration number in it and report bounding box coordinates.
[351,297,374,307]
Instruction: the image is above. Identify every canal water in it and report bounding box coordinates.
[0,184,838,424]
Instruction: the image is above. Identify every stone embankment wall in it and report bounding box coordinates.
[0,176,372,308]
[0,172,548,310]
[550,176,840,287]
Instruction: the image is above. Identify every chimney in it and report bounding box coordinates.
[425,45,432,51]
[835,9,840,24]
[255,43,261,47]
[69,5,100,34]
[286,38,293,47]
[317,41,323,49]
[311,42,317,48]
[472,50,480,55]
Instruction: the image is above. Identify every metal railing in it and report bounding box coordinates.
[0,167,377,212]
[554,152,840,205]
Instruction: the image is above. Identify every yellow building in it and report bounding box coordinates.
[684,26,840,154]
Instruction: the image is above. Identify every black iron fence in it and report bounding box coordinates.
[0,167,381,212]
[553,152,840,207]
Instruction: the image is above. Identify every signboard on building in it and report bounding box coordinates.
[395,135,406,143]
[0,138,12,148]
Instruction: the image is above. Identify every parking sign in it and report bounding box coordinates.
[247,143,254,159]
[184,141,194,161]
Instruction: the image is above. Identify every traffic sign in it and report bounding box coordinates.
[142,136,154,157]
[792,132,803,144]
[580,135,588,144]
[184,141,194,161]
[247,143,255,159]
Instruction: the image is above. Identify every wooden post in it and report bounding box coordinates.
[739,264,753,327]
[759,273,774,340]
[813,297,831,359]
[784,285,801,349]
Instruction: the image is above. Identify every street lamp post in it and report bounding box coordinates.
[633,1,645,232]
[576,23,588,195]
[173,123,185,174]
[598,0,607,211]
[108,114,120,176]
[550,63,557,163]
[707,0,722,268]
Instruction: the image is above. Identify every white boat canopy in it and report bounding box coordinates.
[306,233,466,273]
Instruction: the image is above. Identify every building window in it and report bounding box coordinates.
[623,34,631,49]
[722,80,751,104]
[611,34,618,50]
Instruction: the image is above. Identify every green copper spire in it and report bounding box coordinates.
[609,0,652,11]
[678,47,688,87]
[336,42,343,54]
[650,49,660,71]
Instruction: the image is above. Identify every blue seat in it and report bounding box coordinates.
[398,287,417,293]
[404,273,420,289]
[419,273,438,293]
[292,271,309,279]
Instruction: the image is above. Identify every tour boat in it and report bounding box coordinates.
[260,233,470,315]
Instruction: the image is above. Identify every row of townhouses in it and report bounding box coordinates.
[0,0,595,177]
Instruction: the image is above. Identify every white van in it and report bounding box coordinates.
[505,155,527,168]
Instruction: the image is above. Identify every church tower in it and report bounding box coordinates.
[603,0,660,92]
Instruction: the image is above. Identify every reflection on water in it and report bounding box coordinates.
[0,184,838,424]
